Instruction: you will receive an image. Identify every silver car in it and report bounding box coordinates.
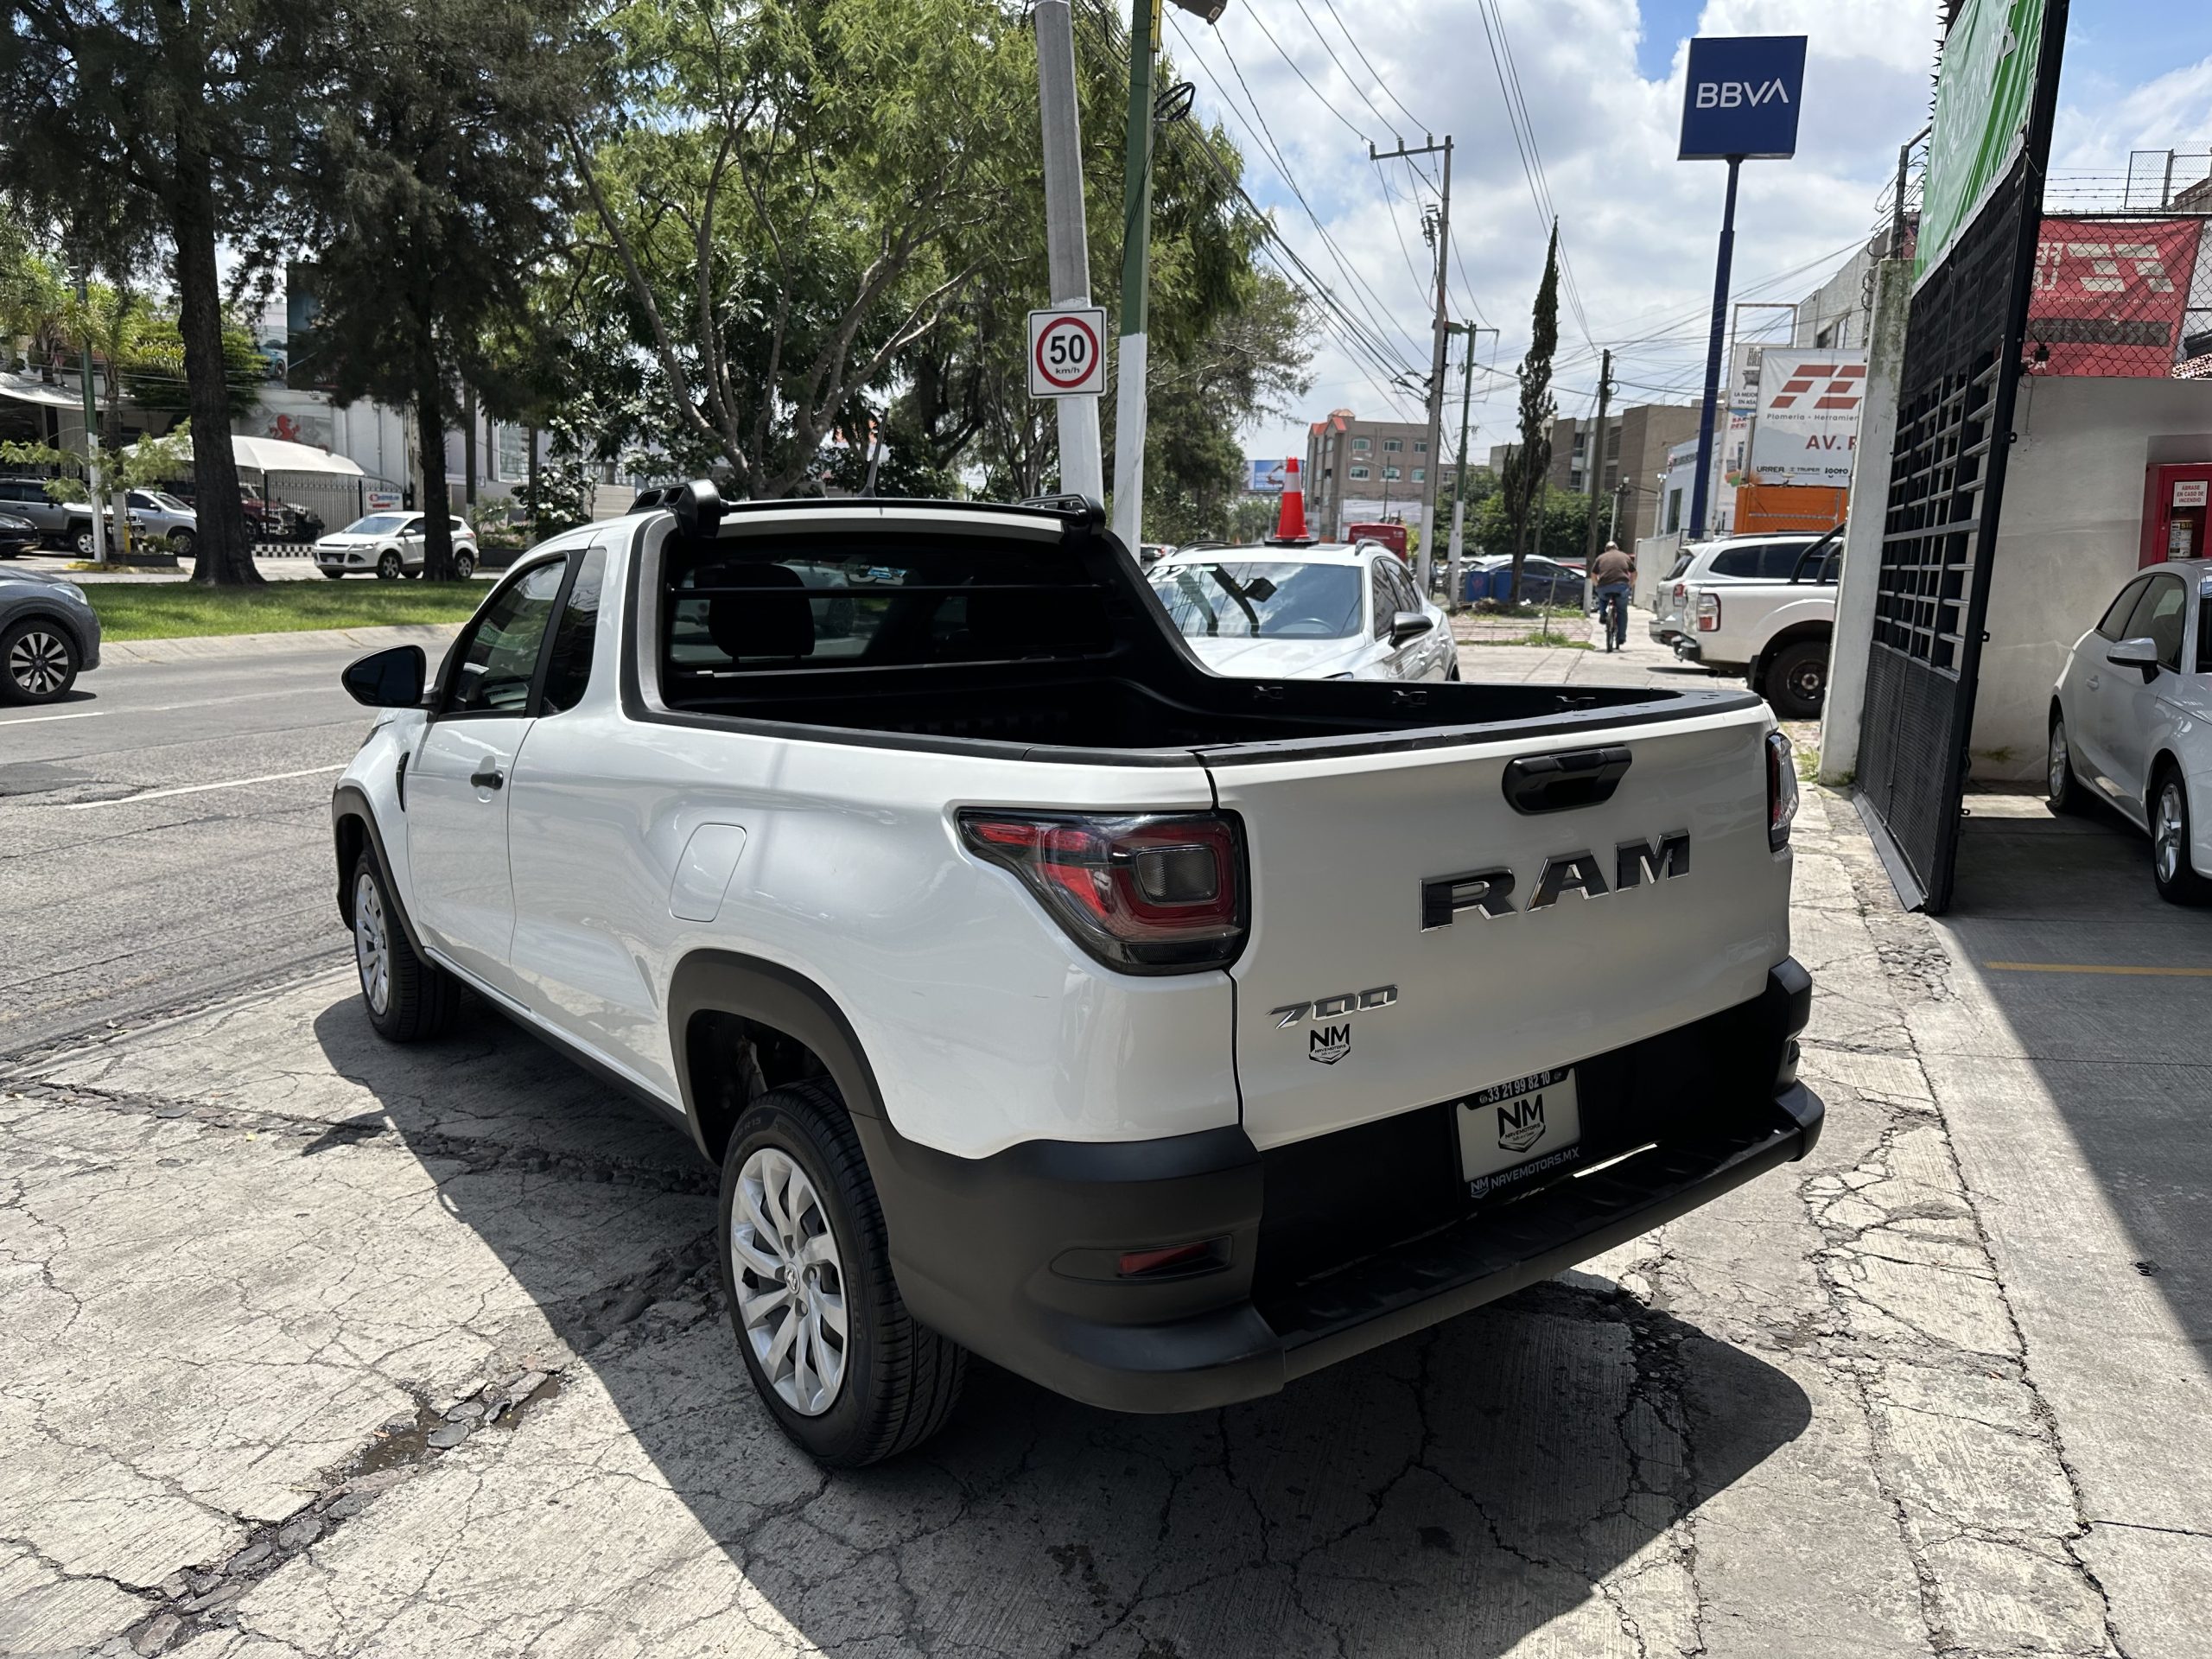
[0,566,102,703]
[315,512,481,580]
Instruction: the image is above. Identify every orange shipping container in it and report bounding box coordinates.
[1732,483,1847,534]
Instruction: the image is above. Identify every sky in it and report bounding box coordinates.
[1170,0,2212,470]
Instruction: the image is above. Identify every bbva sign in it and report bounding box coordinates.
[1680,35,1807,161]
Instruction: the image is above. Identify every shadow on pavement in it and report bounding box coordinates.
[1941,801,2212,1361]
[314,1000,1812,1656]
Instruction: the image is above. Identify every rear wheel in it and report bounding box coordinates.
[376,549,403,581]
[71,524,93,557]
[2046,711,2088,815]
[168,529,194,558]
[351,851,460,1039]
[1,618,79,703]
[717,1080,965,1466]
[2151,769,2212,906]
[454,550,476,581]
[1765,639,1829,720]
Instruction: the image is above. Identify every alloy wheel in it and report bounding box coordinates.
[2156,782,2185,886]
[2048,722,2070,801]
[353,869,391,1015]
[731,1147,849,1416]
[8,628,70,696]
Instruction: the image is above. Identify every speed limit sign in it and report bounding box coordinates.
[1027,306,1108,398]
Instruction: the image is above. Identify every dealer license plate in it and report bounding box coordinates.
[1456,1066,1581,1200]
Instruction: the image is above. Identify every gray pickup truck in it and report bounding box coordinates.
[0,478,91,550]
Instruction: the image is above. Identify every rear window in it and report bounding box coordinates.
[1153,561,1364,640]
[1707,543,1808,579]
[661,536,1112,677]
[1664,550,1694,582]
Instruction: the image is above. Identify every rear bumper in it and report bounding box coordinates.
[862,958,1819,1414]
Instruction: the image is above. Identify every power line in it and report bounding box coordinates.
[1313,0,1428,142]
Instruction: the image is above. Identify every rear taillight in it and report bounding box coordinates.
[1696,591,1721,632]
[1672,582,1688,605]
[957,810,1248,974]
[1766,730,1799,852]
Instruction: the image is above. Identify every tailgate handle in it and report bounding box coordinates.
[1501,747,1632,815]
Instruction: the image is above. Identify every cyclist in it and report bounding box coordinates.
[1592,542,1635,652]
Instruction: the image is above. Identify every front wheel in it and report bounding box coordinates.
[2151,771,2212,906]
[1,618,79,703]
[1765,639,1829,720]
[351,851,460,1039]
[376,549,403,581]
[168,529,195,558]
[717,1081,965,1467]
[454,550,476,581]
[71,524,94,557]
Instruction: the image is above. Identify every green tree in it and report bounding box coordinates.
[1476,483,1589,568]
[0,1,314,583]
[1504,222,1560,602]
[302,0,593,579]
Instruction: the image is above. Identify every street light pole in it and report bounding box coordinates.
[73,269,107,567]
[1109,0,1159,549]
[1035,0,1104,502]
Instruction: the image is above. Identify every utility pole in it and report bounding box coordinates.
[1035,0,1103,502]
[73,269,107,566]
[1372,134,1452,594]
[1446,321,1497,608]
[1688,156,1742,539]
[1109,0,1159,545]
[1581,347,1614,587]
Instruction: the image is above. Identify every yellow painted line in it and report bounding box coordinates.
[1983,961,2212,978]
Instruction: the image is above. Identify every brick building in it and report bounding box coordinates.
[1302,409,1435,537]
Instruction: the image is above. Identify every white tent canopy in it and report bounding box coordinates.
[130,432,365,477]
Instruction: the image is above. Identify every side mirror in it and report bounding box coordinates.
[342,645,427,708]
[2106,636,2161,680]
[1390,610,1436,646]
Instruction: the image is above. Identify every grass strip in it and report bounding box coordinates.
[84,581,485,642]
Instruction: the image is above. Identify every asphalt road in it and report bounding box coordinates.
[0,640,396,1058]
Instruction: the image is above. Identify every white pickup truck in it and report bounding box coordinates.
[330,486,1821,1466]
[1671,524,1843,720]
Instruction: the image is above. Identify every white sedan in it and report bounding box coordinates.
[2048,557,2212,903]
[1147,541,1459,682]
[315,512,480,580]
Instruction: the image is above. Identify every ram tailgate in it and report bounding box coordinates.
[1205,698,1789,1155]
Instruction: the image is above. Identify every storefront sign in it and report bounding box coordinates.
[1679,36,1806,161]
[1916,0,2049,285]
[1749,350,1868,486]
[2026,218,2206,377]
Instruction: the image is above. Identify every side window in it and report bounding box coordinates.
[540,548,606,714]
[1760,543,1809,579]
[2098,576,2150,640]
[442,560,564,715]
[1385,559,1419,616]
[1707,544,1762,577]
[2126,574,2189,671]
[1370,563,1393,639]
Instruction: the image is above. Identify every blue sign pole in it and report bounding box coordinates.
[1688,156,1741,541]
[1678,34,1806,541]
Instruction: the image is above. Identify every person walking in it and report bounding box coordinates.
[1591,542,1636,652]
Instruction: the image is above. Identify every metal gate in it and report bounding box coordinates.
[1853,2,2068,913]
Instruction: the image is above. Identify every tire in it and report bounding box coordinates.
[1,617,79,704]
[377,549,403,581]
[454,550,476,581]
[1764,639,1829,721]
[350,851,461,1040]
[168,529,194,558]
[2150,767,2212,906]
[717,1080,966,1467]
[2046,710,2088,815]
[71,524,93,557]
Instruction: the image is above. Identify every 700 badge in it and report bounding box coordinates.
[1027,307,1107,398]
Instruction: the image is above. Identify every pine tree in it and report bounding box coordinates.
[1507,222,1560,604]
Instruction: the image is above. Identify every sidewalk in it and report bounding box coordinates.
[99,622,465,665]
[1451,600,1711,688]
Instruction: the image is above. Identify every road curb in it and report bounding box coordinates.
[100,622,466,665]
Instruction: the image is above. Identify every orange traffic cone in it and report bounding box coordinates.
[1271,456,1310,542]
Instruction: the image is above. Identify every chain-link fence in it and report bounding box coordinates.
[2024,213,2212,379]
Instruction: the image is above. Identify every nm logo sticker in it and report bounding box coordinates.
[1497,1092,1548,1153]
[1307,1023,1351,1065]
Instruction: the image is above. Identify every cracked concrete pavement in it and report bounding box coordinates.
[4,759,2210,1655]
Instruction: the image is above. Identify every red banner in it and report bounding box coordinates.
[2027,218,2203,377]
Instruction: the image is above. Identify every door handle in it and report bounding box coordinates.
[470,764,505,791]
[2087,675,2101,691]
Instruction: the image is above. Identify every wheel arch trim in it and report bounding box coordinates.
[330,785,429,959]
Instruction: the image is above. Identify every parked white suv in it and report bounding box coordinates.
[330,488,1820,1466]
[2049,558,2212,904]
[1650,532,1834,650]
[315,512,480,580]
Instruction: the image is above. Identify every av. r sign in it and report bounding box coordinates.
[1027,307,1107,399]
[1679,35,1807,160]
